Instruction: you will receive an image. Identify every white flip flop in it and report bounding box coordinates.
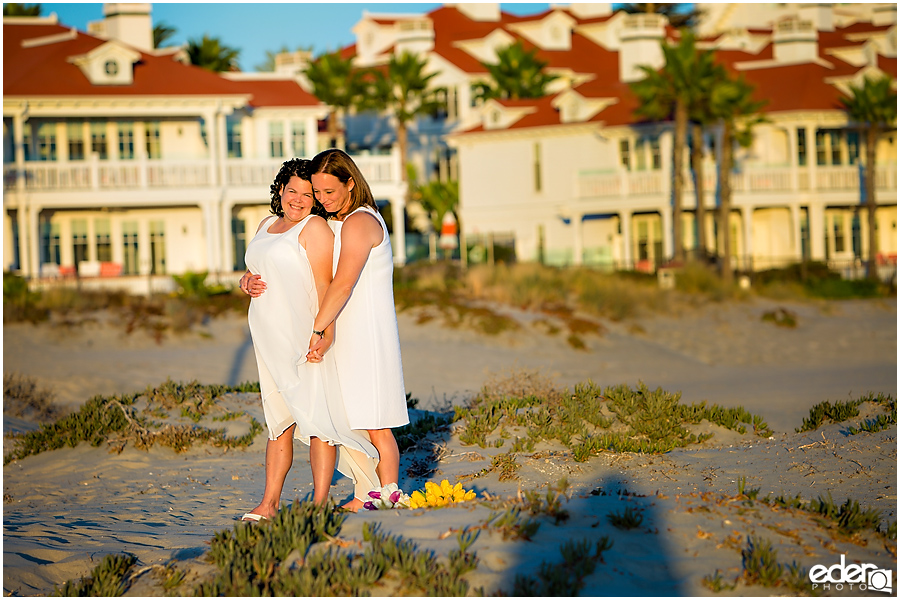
[240,512,267,522]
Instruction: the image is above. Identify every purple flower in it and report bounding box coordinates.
[368,490,382,499]
[363,501,377,511]
[389,490,402,504]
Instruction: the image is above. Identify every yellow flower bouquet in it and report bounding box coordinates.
[408,479,477,509]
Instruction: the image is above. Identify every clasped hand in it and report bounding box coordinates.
[240,272,266,297]
[306,333,332,363]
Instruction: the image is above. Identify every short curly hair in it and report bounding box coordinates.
[268,158,326,219]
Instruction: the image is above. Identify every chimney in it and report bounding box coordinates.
[567,3,612,19]
[454,3,500,22]
[89,3,153,52]
[773,17,819,64]
[798,3,834,32]
[395,17,435,56]
[275,50,314,91]
[618,13,665,83]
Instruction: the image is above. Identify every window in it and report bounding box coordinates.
[619,139,631,171]
[650,136,662,170]
[637,220,649,260]
[829,130,841,165]
[95,219,112,262]
[37,122,57,161]
[105,59,119,76]
[149,220,165,275]
[533,142,542,192]
[291,121,305,157]
[117,122,134,159]
[91,120,108,159]
[815,130,827,166]
[23,122,34,160]
[40,217,60,266]
[847,131,859,165]
[67,122,85,161]
[145,122,161,159]
[269,122,284,158]
[635,137,647,171]
[72,219,88,267]
[122,221,139,275]
[797,128,807,166]
[232,217,247,271]
[227,117,242,158]
[832,213,845,253]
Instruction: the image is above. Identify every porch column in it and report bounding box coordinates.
[220,198,234,273]
[202,110,218,186]
[27,204,40,277]
[808,202,826,261]
[741,206,753,271]
[789,203,803,260]
[134,120,148,189]
[305,115,318,156]
[620,210,633,269]
[572,211,584,266]
[16,206,29,276]
[390,194,407,266]
[216,108,228,187]
[201,199,221,276]
[660,207,673,262]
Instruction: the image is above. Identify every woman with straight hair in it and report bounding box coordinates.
[306,148,409,512]
[238,157,380,520]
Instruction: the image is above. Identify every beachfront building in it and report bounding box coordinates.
[3,4,408,292]
[346,3,897,277]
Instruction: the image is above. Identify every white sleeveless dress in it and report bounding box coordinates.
[330,207,410,430]
[245,214,380,501]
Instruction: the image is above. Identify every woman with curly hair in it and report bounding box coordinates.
[237,158,379,521]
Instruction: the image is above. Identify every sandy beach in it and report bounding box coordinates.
[3,296,897,596]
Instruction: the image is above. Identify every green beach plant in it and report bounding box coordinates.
[509,537,613,596]
[606,505,644,530]
[796,392,892,432]
[4,380,263,464]
[53,553,137,597]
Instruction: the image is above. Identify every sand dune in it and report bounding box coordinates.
[3,297,897,595]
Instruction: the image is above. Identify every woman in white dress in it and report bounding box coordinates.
[306,149,410,512]
[238,158,379,520]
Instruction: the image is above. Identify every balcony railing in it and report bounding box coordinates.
[3,152,402,193]
[577,164,897,200]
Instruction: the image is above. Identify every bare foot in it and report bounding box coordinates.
[339,498,365,513]
[242,502,277,520]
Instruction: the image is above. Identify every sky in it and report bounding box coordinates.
[40,2,557,72]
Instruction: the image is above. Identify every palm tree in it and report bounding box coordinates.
[364,51,441,205]
[409,164,459,261]
[708,71,766,284]
[841,75,897,281]
[631,30,708,263]
[474,40,558,101]
[3,4,41,16]
[153,22,176,49]
[186,35,240,72]
[686,52,723,260]
[303,51,365,149]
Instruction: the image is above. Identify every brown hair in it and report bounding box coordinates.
[268,158,326,218]
[309,149,376,217]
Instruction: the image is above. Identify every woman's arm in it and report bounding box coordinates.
[239,217,272,297]
[299,217,335,358]
[306,211,383,360]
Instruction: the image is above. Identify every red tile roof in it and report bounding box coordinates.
[3,20,320,107]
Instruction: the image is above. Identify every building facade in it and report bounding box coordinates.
[345,2,897,277]
[3,4,407,292]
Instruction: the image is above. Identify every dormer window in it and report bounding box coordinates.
[68,41,140,86]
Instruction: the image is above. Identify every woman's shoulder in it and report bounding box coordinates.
[301,214,334,236]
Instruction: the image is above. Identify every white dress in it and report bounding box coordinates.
[330,207,410,430]
[245,214,380,501]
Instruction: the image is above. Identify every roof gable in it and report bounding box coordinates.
[67,40,141,86]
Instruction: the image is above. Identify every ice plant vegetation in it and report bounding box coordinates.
[409,479,477,508]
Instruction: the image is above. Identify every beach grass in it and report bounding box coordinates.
[796,392,894,433]
[454,370,772,464]
[3,379,263,465]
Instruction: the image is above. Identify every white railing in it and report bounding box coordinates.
[3,151,402,193]
[577,164,897,199]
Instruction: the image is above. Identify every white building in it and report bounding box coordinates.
[3,4,408,292]
[345,2,897,276]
